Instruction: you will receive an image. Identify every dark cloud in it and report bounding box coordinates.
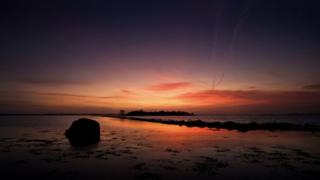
[303,83,320,90]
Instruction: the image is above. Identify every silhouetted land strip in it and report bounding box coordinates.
[117,116,320,132]
[125,110,194,116]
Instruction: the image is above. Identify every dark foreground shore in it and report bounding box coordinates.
[0,116,320,180]
[114,116,320,132]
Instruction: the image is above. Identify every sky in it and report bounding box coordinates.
[1,0,320,114]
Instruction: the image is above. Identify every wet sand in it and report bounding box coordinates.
[0,116,320,179]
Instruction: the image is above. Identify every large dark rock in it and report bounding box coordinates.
[65,118,100,146]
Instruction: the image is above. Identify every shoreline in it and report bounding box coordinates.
[106,115,320,132]
[0,114,319,132]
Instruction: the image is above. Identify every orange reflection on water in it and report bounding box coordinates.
[96,117,239,144]
[98,117,212,134]
[94,117,320,153]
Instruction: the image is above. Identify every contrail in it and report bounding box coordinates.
[209,1,225,61]
[212,72,224,90]
[208,1,225,91]
[229,0,255,58]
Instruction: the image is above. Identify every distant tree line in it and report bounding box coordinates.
[124,110,194,116]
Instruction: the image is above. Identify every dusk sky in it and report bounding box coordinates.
[1,0,320,114]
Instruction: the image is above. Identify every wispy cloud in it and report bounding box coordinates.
[303,83,320,90]
[34,92,123,99]
[248,86,257,89]
[121,89,136,95]
[146,82,192,91]
[17,77,89,86]
[174,89,320,106]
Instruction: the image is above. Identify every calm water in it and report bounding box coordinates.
[0,116,319,179]
[129,114,320,125]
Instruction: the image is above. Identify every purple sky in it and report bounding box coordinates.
[1,0,320,114]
